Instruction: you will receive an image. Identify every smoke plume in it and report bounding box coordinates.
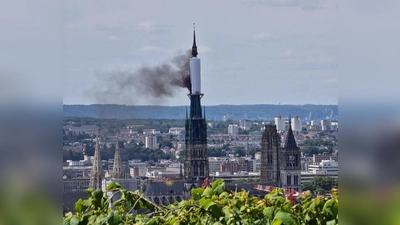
[86,50,192,105]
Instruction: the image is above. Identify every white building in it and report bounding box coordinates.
[291,116,302,131]
[228,124,239,134]
[310,120,319,126]
[145,136,158,150]
[331,121,338,131]
[129,163,148,177]
[254,152,262,160]
[246,159,257,172]
[308,159,338,175]
[274,116,286,131]
[239,119,252,130]
[143,129,161,135]
[321,119,331,131]
[208,157,229,174]
[169,127,185,135]
[301,159,338,184]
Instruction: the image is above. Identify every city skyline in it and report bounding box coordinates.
[64,0,337,106]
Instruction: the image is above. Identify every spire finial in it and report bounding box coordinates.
[192,23,198,57]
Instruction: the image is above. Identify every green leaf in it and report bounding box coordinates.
[272,219,282,225]
[219,192,229,199]
[209,204,224,218]
[63,216,71,225]
[202,187,213,198]
[88,215,97,224]
[263,206,275,218]
[223,207,234,221]
[327,219,337,225]
[213,182,225,196]
[92,189,104,208]
[83,198,93,208]
[112,198,124,207]
[146,217,157,225]
[74,198,84,213]
[69,217,79,225]
[200,198,216,209]
[212,180,224,190]
[92,189,104,200]
[191,187,204,200]
[106,182,121,191]
[107,211,122,225]
[323,198,338,218]
[273,211,297,225]
[85,188,94,196]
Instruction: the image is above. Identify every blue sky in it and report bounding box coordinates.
[63,0,338,106]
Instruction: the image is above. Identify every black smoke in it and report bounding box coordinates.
[86,50,192,105]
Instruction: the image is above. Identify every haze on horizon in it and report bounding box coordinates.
[64,0,338,106]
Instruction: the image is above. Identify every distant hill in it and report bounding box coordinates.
[63,104,338,121]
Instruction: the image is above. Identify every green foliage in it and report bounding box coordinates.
[160,140,173,148]
[300,138,336,156]
[302,176,338,195]
[63,150,84,162]
[64,180,338,225]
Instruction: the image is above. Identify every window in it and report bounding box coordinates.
[268,153,272,164]
[294,174,298,185]
[193,163,198,176]
[287,174,291,185]
[200,163,204,176]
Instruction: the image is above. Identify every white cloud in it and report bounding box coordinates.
[139,45,163,54]
[106,35,120,41]
[198,45,211,54]
[252,32,272,41]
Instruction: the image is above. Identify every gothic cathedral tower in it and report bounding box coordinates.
[260,125,280,184]
[89,136,104,189]
[184,26,209,181]
[111,136,124,179]
[280,117,302,191]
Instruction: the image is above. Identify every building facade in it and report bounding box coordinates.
[260,125,280,184]
[291,116,302,131]
[274,116,285,131]
[260,122,302,191]
[280,121,302,191]
[228,124,239,134]
[145,135,158,150]
[321,119,331,131]
[239,119,252,130]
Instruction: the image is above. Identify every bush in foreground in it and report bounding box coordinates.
[63,180,338,225]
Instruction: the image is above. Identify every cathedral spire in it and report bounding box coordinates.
[89,136,103,189]
[185,26,208,181]
[191,23,198,57]
[285,115,297,150]
[111,136,124,179]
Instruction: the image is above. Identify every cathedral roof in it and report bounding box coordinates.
[144,181,186,197]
